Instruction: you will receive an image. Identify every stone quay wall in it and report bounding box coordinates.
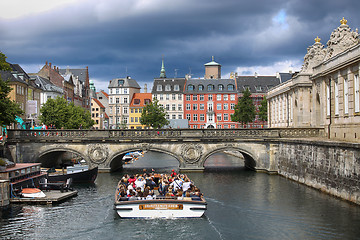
[277,139,360,205]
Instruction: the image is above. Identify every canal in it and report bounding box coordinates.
[1,152,360,240]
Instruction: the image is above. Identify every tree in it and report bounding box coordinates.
[140,99,169,129]
[39,96,94,129]
[0,51,23,126]
[231,88,256,127]
[258,96,268,122]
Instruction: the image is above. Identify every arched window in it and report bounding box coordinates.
[198,85,204,91]
[227,84,234,91]
[188,85,194,91]
[218,84,224,91]
[207,84,214,91]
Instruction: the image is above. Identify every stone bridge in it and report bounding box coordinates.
[5,128,324,172]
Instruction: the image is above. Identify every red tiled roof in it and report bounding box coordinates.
[130,93,152,107]
[93,98,105,108]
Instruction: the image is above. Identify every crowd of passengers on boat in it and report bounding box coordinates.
[116,169,204,201]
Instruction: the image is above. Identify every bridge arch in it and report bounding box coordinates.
[200,146,257,170]
[107,146,184,172]
[34,147,90,168]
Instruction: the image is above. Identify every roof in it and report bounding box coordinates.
[108,77,141,89]
[30,75,63,93]
[184,78,236,94]
[96,90,109,98]
[204,56,221,66]
[0,70,27,85]
[59,68,88,84]
[92,98,105,108]
[151,78,186,94]
[278,73,294,83]
[130,93,152,107]
[236,75,280,93]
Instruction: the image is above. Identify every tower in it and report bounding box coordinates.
[159,58,166,78]
[204,56,221,79]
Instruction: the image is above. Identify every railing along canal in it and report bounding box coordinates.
[6,128,325,142]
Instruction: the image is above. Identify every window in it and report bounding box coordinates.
[110,108,112,114]
[165,84,171,91]
[193,114,198,121]
[223,94,228,101]
[116,98,119,104]
[166,104,170,111]
[335,80,339,115]
[230,94,235,101]
[144,99,151,104]
[116,107,120,114]
[131,109,134,113]
[227,84,234,91]
[188,85,194,91]
[172,114,176,119]
[134,99,140,105]
[218,85,224,91]
[355,75,359,113]
[116,88,119,94]
[174,85,180,91]
[178,94,182,100]
[186,114,191,120]
[118,80,124,85]
[344,78,349,114]
[172,94,176,100]
[131,117,134,123]
[224,103,228,110]
[200,114,205,121]
[160,94,163,100]
[139,109,142,113]
[135,117,138,122]
[208,114,213,121]
[208,103,213,111]
[166,114,169,119]
[217,94,221,101]
[200,104,205,110]
[217,114,222,121]
[217,103,222,110]
[230,103,235,110]
[193,95,197,101]
[200,95,204,101]
[178,104,182,111]
[157,85,163,91]
[224,113,229,121]
[123,98,128,104]
[166,94,169,100]
[123,107,128,114]
[208,95,213,101]
[193,104,198,110]
[198,85,204,91]
[186,104,191,110]
[153,94,157,99]
[123,117,128,124]
[207,85,214,91]
[172,104,176,111]
[178,114,182,119]
[186,95,191,101]
[124,88,128,94]
[135,109,138,113]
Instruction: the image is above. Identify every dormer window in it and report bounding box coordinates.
[243,85,250,90]
[157,85,163,91]
[255,86,262,91]
[218,84,224,91]
[174,85,180,91]
[118,80,124,86]
[165,84,171,91]
[144,99,151,104]
[134,99,140,105]
[207,84,214,91]
[227,84,234,91]
[198,85,204,91]
[188,85,194,91]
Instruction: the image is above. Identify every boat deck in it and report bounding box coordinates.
[10,190,78,205]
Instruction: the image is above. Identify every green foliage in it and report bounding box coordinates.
[0,51,23,126]
[140,99,169,129]
[231,88,256,127]
[258,96,268,122]
[40,96,94,129]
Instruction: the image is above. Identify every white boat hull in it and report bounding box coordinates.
[114,199,207,218]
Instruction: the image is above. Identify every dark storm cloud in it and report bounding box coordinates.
[1,0,360,91]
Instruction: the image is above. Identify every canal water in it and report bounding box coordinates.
[1,152,360,240]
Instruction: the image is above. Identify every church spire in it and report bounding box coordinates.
[159,57,166,78]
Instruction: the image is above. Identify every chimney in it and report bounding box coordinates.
[46,61,48,66]
[144,84,148,93]
[49,62,52,68]
[276,72,280,79]
[254,72,258,78]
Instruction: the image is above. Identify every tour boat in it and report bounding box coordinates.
[122,151,144,163]
[114,175,207,218]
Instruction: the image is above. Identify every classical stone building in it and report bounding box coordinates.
[268,18,360,142]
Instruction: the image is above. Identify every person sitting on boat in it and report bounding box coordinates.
[182,177,192,196]
[128,175,137,188]
[171,169,177,177]
[128,191,137,201]
[171,177,183,192]
[135,177,146,191]
[145,177,156,190]
[126,185,134,196]
[158,180,169,195]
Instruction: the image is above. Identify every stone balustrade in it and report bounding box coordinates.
[6,128,325,142]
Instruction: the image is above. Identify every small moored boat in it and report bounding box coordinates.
[45,164,98,183]
[21,188,46,198]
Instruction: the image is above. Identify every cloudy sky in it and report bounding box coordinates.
[1,0,360,92]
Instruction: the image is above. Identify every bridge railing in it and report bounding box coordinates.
[5,128,325,142]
